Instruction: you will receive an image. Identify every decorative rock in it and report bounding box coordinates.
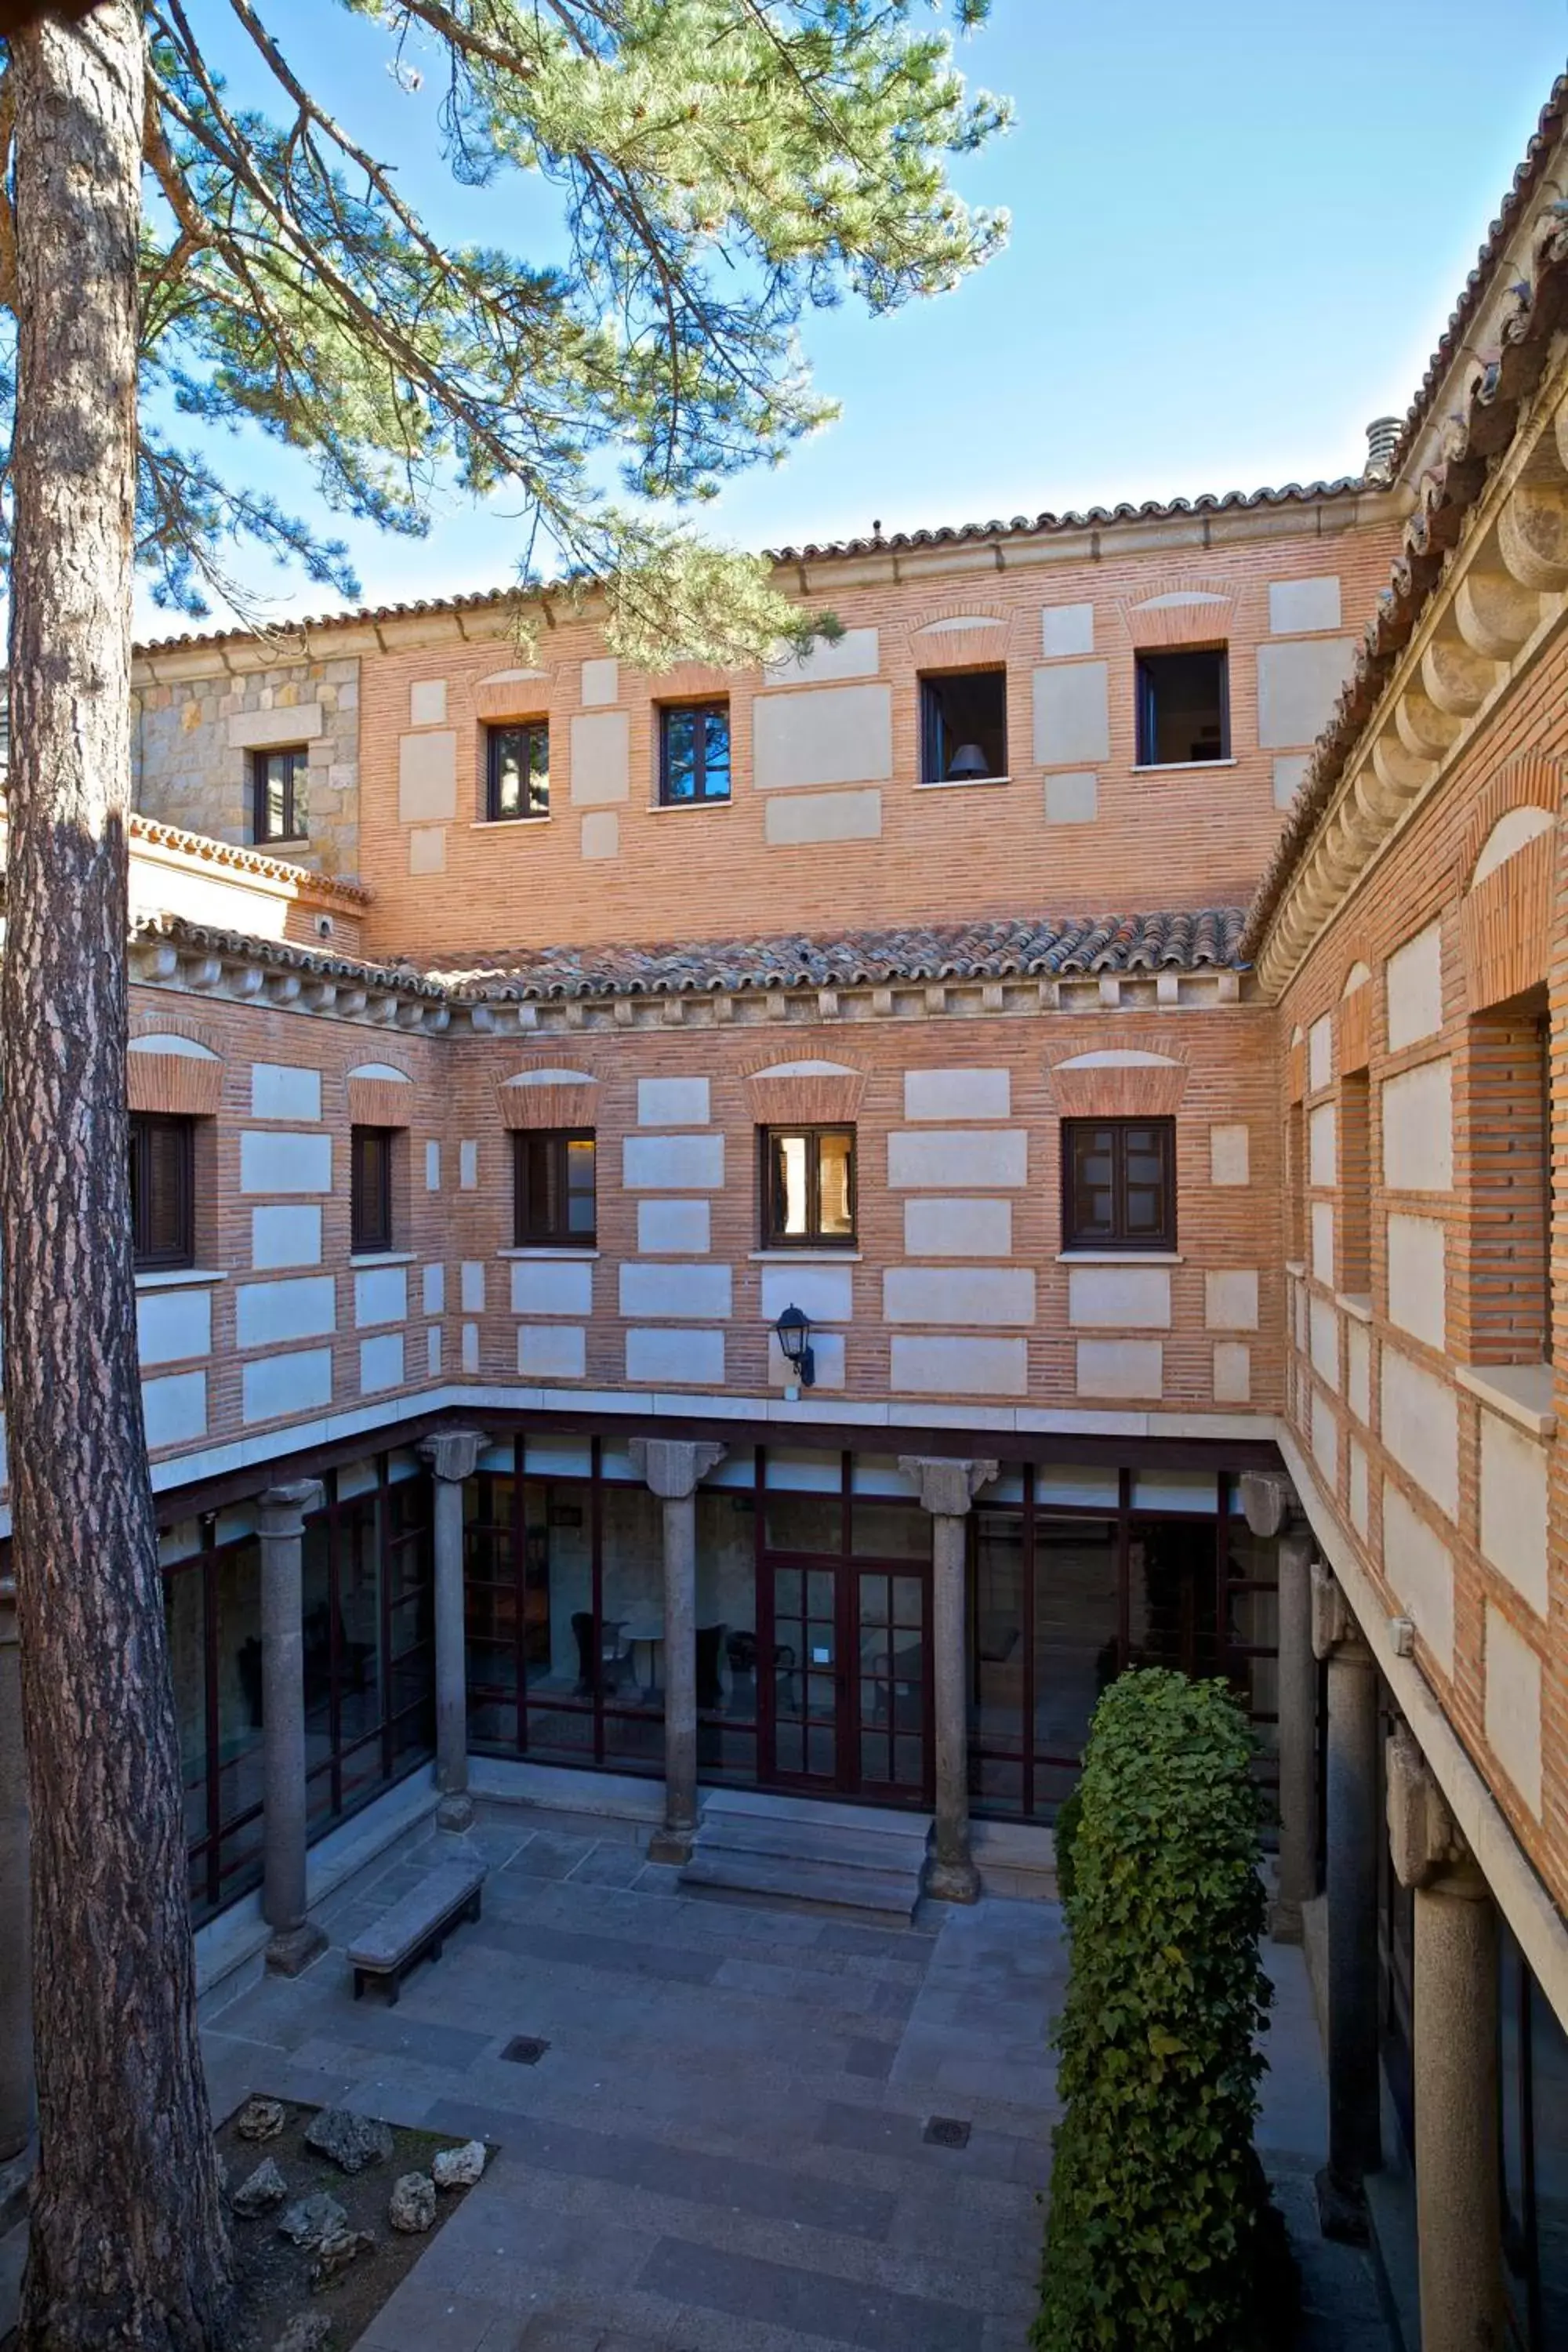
[278,2193,348,2249]
[271,2317,333,2352]
[387,2172,436,2234]
[431,2139,487,2190]
[310,2227,374,2292]
[230,2158,289,2218]
[236,2096,288,2143]
[303,2109,394,2175]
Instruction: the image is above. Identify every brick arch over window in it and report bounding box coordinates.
[1046,1044,1189,1118]
[1115,575,1240,652]
[346,1062,415,1127]
[1336,939,1374,1073]
[126,1031,223,1116]
[1461,752,1562,1011]
[902,604,1018,673]
[742,1058,867,1126]
[495,1064,599,1130]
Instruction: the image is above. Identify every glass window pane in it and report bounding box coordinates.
[773,1134,809,1236]
[289,751,308,838]
[527,726,550,815]
[818,1132,854,1237]
[565,1138,595,1234]
[701,707,731,796]
[664,709,697,800]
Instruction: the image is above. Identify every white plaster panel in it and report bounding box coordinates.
[1255,637,1356,747]
[228,703,324,750]
[1213,1343,1250,1404]
[462,1323,480,1374]
[1485,1604,1543,1814]
[619,1263,731,1320]
[1044,770,1098,825]
[250,1063,321,1123]
[768,1331,846,1388]
[637,1199,711,1255]
[251,1204,322,1269]
[518,1325,588,1380]
[359,1334,405,1395]
[637,1076,710,1128]
[1386,1214,1446,1349]
[235,1275,336,1351]
[1311,1201,1334,1283]
[1040,603,1094,657]
[580,657,619,706]
[1076,1339,1163,1399]
[891,1334,1029,1397]
[1206,1270,1259,1331]
[752,683,893,790]
[884,1267,1036,1327]
[580,811,619,861]
[1347,1320,1370,1422]
[1067,1266,1171,1329]
[422,1262,445,1316]
[759,1265,853,1324]
[1268,576,1341,634]
[623,1134,725,1190]
[240,1130,332,1195]
[354,1265,407,1329]
[903,1068,1010,1123]
[1385,921,1444,1051]
[426,1327,442,1379]
[142,1370,208,1451]
[626,1327,726,1385]
[136,1287,212,1367]
[1272,754,1310,810]
[764,627,879,685]
[1381,1060,1453,1191]
[1308,1102,1336,1188]
[408,826,447,877]
[1381,1483,1454,1672]
[1308,1014,1333,1094]
[510,1260,593,1317]
[1311,1392,1338,1486]
[242,1346,332,1425]
[1033,662,1110,766]
[1479,1413,1549,1615]
[397,729,457,822]
[902,1198,1012,1257]
[408,679,448,726]
[1381,1348,1459,1520]
[764,789,881,845]
[1309,1295,1340,1388]
[569,710,631,803]
[1349,1440,1370,1536]
[425,1142,441,1191]
[459,1142,478,1191]
[460,1261,486,1314]
[1210,1124,1250,1186]
[886,1130,1027,1189]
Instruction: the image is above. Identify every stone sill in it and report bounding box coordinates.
[913,774,1012,791]
[135,1267,227,1290]
[1335,1292,1373,1324]
[643,797,734,813]
[1131,759,1237,775]
[255,835,309,855]
[1055,1250,1183,1265]
[468,815,549,829]
[350,1250,417,1269]
[497,1247,600,1261]
[1284,1260,1307,1278]
[1454,1360,1556,1439]
[748,1249,862,1263]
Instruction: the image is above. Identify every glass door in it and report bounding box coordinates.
[854,1564,931,1802]
[764,1561,840,1786]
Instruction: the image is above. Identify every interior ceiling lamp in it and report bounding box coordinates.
[773,1302,816,1390]
[946,740,990,780]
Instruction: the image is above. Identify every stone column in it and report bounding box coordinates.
[630,1437,726,1864]
[260,1480,326,1977]
[900,1456,998,1904]
[1312,1562,1381,2241]
[1386,1724,1505,2352]
[419,1427,488,1832]
[1240,1469,1317,1943]
[0,1570,31,2169]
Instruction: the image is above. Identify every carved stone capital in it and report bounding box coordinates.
[898,1457,999,1519]
[629,1437,727,1503]
[419,1427,488,1485]
[1238,1471,1297,1540]
[1385,1722,1474,1891]
[1310,1561,1370,1664]
[257,1480,323,1543]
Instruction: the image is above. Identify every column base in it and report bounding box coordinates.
[648,1827,694,1866]
[924,1854,981,1905]
[436,1791,475,1833]
[1269,1896,1305,1944]
[1315,2165,1370,2245]
[265,1920,327,1979]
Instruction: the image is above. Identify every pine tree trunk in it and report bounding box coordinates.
[2,8,234,2343]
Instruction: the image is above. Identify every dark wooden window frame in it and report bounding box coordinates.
[251,743,308,843]
[918,666,1007,784]
[1061,1116,1177,1253]
[1134,646,1230,768]
[760,1124,858,1250]
[129,1110,195,1271]
[485,719,550,822]
[513,1128,597,1247]
[350,1125,395,1255]
[658,699,731,805]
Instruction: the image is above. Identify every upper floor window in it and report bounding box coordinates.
[1135,649,1229,768]
[252,745,308,844]
[762,1127,856,1248]
[514,1129,596,1247]
[487,720,549,822]
[659,702,731,804]
[350,1125,395,1255]
[129,1111,194,1272]
[920,669,1006,783]
[1062,1118,1175,1252]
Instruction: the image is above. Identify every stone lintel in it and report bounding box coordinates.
[898,1457,1000,1519]
[419,1427,488,1485]
[629,1436,727,1502]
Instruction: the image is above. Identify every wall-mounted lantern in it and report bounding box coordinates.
[773,1301,815,1391]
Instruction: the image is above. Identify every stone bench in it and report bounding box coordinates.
[347,1860,487,2004]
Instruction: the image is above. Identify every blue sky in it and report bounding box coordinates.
[140,2,1568,637]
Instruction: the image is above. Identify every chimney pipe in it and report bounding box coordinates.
[1363,416,1401,483]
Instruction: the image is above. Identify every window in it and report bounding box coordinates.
[1135,649,1229,767]
[129,1112,194,1271]
[514,1130,596,1247]
[1338,1073,1371,1298]
[920,669,1007,783]
[1062,1118,1176,1252]
[486,721,549,822]
[350,1126,395,1254]
[659,702,731,804]
[762,1127,856,1248]
[251,746,308,843]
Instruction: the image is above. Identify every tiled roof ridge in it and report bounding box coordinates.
[1240,198,1568,964]
[129,812,371,906]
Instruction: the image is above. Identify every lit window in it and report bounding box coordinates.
[514,1130,597,1246]
[659,702,731,804]
[763,1127,856,1247]
[252,746,308,843]
[486,721,549,822]
[920,670,1007,782]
